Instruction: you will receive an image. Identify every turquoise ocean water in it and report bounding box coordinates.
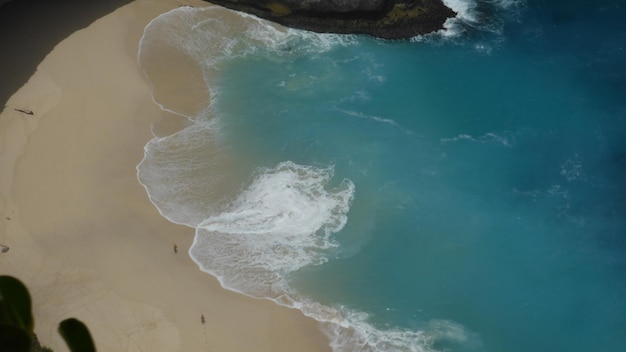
[137,1,626,351]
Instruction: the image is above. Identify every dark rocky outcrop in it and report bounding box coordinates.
[204,0,456,39]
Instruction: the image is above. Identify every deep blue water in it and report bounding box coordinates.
[138,1,626,351]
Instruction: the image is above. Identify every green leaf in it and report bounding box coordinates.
[58,318,96,352]
[0,323,31,352]
[0,276,34,333]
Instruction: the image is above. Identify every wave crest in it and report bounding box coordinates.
[415,0,525,50]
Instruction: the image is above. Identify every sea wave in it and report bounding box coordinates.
[320,313,480,352]
[137,5,480,352]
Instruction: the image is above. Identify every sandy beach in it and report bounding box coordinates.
[0,0,330,351]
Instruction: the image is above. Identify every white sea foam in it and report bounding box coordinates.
[239,12,358,59]
[137,118,233,226]
[440,132,514,147]
[318,311,479,352]
[189,161,354,297]
[443,0,480,23]
[334,107,417,136]
[415,0,525,45]
[560,154,587,182]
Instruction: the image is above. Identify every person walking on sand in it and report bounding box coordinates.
[201,314,205,324]
[173,244,178,253]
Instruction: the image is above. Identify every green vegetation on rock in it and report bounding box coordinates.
[0,276,97,352]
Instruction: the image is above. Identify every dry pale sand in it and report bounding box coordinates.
[0,0,330,351]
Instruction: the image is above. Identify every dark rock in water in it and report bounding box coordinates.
[203,0,456,39]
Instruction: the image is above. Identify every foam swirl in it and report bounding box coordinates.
[190,161,355,297]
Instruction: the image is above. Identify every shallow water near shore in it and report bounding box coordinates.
[138,1,626,351]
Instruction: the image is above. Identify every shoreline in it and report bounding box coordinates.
[0,1,330,351]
